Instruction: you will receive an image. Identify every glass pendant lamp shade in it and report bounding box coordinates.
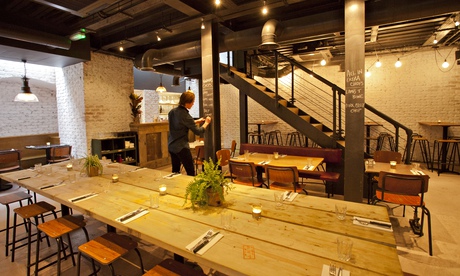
[156,74,166,92]
[14,60,39,102]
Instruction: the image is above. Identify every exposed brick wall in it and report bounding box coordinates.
[0,60,57,137]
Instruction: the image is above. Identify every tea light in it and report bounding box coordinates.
[252,205,262,220]
[390,161,397,169]
[159,184,167,195]
[46,142,51,146]
[112,174,119,183]
[66,163,73,171]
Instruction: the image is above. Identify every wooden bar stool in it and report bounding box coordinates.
[35,215,89,275]
[404,134,432,170]
[286,131,301,146]
[143,258,205,276]
[376,132,396,151]
[77,232,144,276]
[12,201,57,275]
[0,191,33,257]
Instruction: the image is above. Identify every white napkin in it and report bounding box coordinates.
[283,191,298,202]
[163,173,181,179]
[115,209,149,224]
[69,193,98,203]
[410,170,425,175]
[186,230,224,256]
[353,216,393,232]
[303,165,314,170]
[321,264,350,276]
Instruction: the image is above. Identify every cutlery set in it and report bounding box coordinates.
[191,230,220,254]
[119,207,147,222]
[354,217,392,229]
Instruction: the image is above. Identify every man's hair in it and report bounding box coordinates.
[179,91,195,106]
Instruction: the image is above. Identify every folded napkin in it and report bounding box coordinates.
[186,230,224,256]
[353,216,393,232]
[115,208,149,224]
[279,154,287,157]
[410,170,425,175]
[303,165,314,171]
[321,264,350,276]
[163,172,181,179]
[283,191,298,202]
[69,193,98,203]
[258,161,270,165]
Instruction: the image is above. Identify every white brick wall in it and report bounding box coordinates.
[0,60,58,137]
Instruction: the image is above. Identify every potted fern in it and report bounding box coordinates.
[184,158,232,209]
[82,154,103,177]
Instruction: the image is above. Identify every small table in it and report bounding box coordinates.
[248,121,277,144]
[25,144,70,163]
[419,122,460,172]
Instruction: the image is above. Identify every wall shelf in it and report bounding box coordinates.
[92,134,138,165]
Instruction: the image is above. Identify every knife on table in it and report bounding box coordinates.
[70,193,97,202]
[369,220,392,228]
[119,208,145,222]
[284,191,292,200]
[193,232,220,253]
[40,180,65,190]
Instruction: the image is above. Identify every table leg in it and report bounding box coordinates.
[440,126,449,172]
[257,124,262,144]
[366,126,371,154]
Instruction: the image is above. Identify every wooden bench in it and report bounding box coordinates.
[239,143,343,196]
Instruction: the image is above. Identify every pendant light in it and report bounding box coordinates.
[156,74,166,92]
[14,60,39,102]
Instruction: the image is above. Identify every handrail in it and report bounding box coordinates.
[244,51,413,163]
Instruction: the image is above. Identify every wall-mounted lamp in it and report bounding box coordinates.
[395,58,402,68]
[14,60,39,102]
[156,75,166,93]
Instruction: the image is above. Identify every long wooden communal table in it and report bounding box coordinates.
[1,162,402,275]
[232,153,324,172]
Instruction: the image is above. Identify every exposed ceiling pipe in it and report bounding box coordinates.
[0,22,71,50]
[259,19,282,50]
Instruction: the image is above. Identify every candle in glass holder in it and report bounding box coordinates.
[159,184,167,195]
[46,142,51,146]
[66,163,73,171]
[112,174,119,183]
[252,204,262,220]
[390,161,397,169]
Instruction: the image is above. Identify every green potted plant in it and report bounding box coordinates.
[184,158,232,209]
[82,154,103,177]
[129,92,143,123]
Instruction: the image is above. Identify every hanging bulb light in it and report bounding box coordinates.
[215,0,220,5]
[201,18,205,29]
[320,59,326,66]
[375,59,382,68]
[455,20,460,27]
[365,70,371,78]
[433,34,438,44]
[156,32,161,41]
[156,75,166,93]
[262,1,268,15]
[395,58,402,68]
[14,60,39,102]
[442,59,449,68]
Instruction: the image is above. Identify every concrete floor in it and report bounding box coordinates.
[0,165,459,275]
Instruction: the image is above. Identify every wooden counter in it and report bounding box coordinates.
[130,122,170,168]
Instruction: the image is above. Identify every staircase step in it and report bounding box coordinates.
[312,124,323,131]
[278,99,288,107]
[300,115,311,122]
[288,107,299,114]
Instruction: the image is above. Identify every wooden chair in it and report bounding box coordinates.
[48,145,72,164]
[77,232,144,276]
[194,145,205,175]
[373,150,402,163]
[143,258,205,276]
[265,165,301,193]
[372,171,432,256]
[0,149,21,191]
[216,149,232,178]
[230,140,237,157]
[228,160,265,187]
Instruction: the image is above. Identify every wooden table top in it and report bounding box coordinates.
[365,161,424,174]
[1,161,402,275]
[232,153,324,173]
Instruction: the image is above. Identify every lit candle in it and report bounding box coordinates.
[66,163,73,171]
[252,205,262,220]
[112,174,119,183]
[390,161,397,169]
[46,142,51,146]
[159,184,167,195]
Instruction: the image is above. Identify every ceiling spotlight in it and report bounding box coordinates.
[365,70,371,78]
[442,59,449,68]
[375,59,382,68]
[215,0,220,5]
[262,1,268,15]
[119,46,124,51]
[201,18,205,30]
[395,58,402,68]
[320,59,326,66]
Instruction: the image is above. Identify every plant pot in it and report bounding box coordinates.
[207,189,222,207]
[87,166,99,177]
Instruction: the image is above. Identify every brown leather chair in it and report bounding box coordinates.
[229,160,265,187]
[48,145,72,164]
[193,145,205,175]
[265,165,301,193]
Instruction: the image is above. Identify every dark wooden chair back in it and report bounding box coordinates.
[374,150,402,163]
[265,165,299,192]
[0,149,21,172]
[49,145,72,163]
